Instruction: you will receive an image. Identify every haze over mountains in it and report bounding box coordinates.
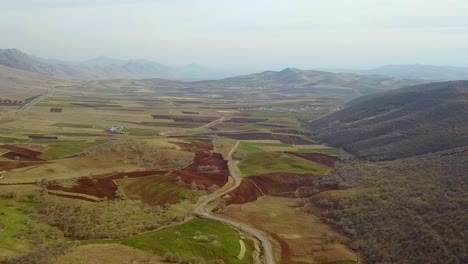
[0,49,430,101]
[353,64,468,81]
[0,49,228,81]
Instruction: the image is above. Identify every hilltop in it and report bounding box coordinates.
[308,80,468,160]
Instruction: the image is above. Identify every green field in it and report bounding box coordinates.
[238,141,331,177]
[0,197,63,259]
[40,140,105,160]
[90,218,253,263]
[0,136,29,143]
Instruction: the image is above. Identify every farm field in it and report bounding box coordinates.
[220,196,359,264]
[0,89,351,264]
[236,141,333,177]
[89,218,255,264]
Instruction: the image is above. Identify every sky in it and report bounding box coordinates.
[1,0,468,72]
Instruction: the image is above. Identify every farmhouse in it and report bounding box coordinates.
[106,126,124,134]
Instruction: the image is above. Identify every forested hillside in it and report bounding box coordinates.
[309,81,468,160]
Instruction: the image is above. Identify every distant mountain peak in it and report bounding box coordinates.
[279,67,302,74]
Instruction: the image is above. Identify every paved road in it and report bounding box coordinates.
[193,141,275,264]
[18,90,51,112]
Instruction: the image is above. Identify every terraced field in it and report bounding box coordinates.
[0,92,353,263]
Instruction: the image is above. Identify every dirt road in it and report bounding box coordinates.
[193,141,275,264]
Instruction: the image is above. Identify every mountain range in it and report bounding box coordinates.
[0,49,228,81]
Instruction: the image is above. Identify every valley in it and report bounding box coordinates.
[0,75,361,264]
[0,51,467,264]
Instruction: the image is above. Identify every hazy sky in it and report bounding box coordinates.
[1,0,468,72]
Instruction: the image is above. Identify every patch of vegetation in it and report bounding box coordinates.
[238,142,331,177]
[309,82,468,160]
[92,218,253,264]
[41,140,105,160]
[51,123,93,129]
[0,242,75,264]
[305,150,468,264]
[0,195,64,260]
[124,127,160,136]
[23,191,188,240]
[0,136,29,143]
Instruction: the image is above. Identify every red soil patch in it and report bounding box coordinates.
[285,152,339,167]
[225,173,319,205]
[1,145,42,159]
[1,152,43,161]
[0,161,49,171]
[225,118,268,124]
[152,115,218,123]
[218,132,314,145]
[170,139,229,187]
[47,171,163,200]
[218,132,275,141]
[151,114,172,119]
[224,181,262,205]
[270,232,293,262]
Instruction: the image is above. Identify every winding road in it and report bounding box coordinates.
[159,115,275,263]
[193,141,275,264]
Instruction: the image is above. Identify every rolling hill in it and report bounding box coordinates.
[138,67,425,99]
[0,49,225,81]
[308,80,468,160]
[0,64,76,100]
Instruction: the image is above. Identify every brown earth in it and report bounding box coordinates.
[0,161,49,171]
[152,114,218,123]
[1,145,42,158]
[225,117,268,123]
[218,132,314,145]
[47,171,163,200]
[285,152,339,167]
[1,151,43,161]
[171,139,229,187]
[225,172,320,205]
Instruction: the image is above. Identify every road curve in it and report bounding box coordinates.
[193,141,275,264]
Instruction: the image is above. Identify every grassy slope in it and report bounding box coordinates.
[118,175,200,205]
[91,218,253,264]
[0,197,63,259]
[40,140,105,160]
[238,141,331,177]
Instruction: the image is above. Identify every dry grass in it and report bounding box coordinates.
[220,196,359,263]
[55,244,166,264]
